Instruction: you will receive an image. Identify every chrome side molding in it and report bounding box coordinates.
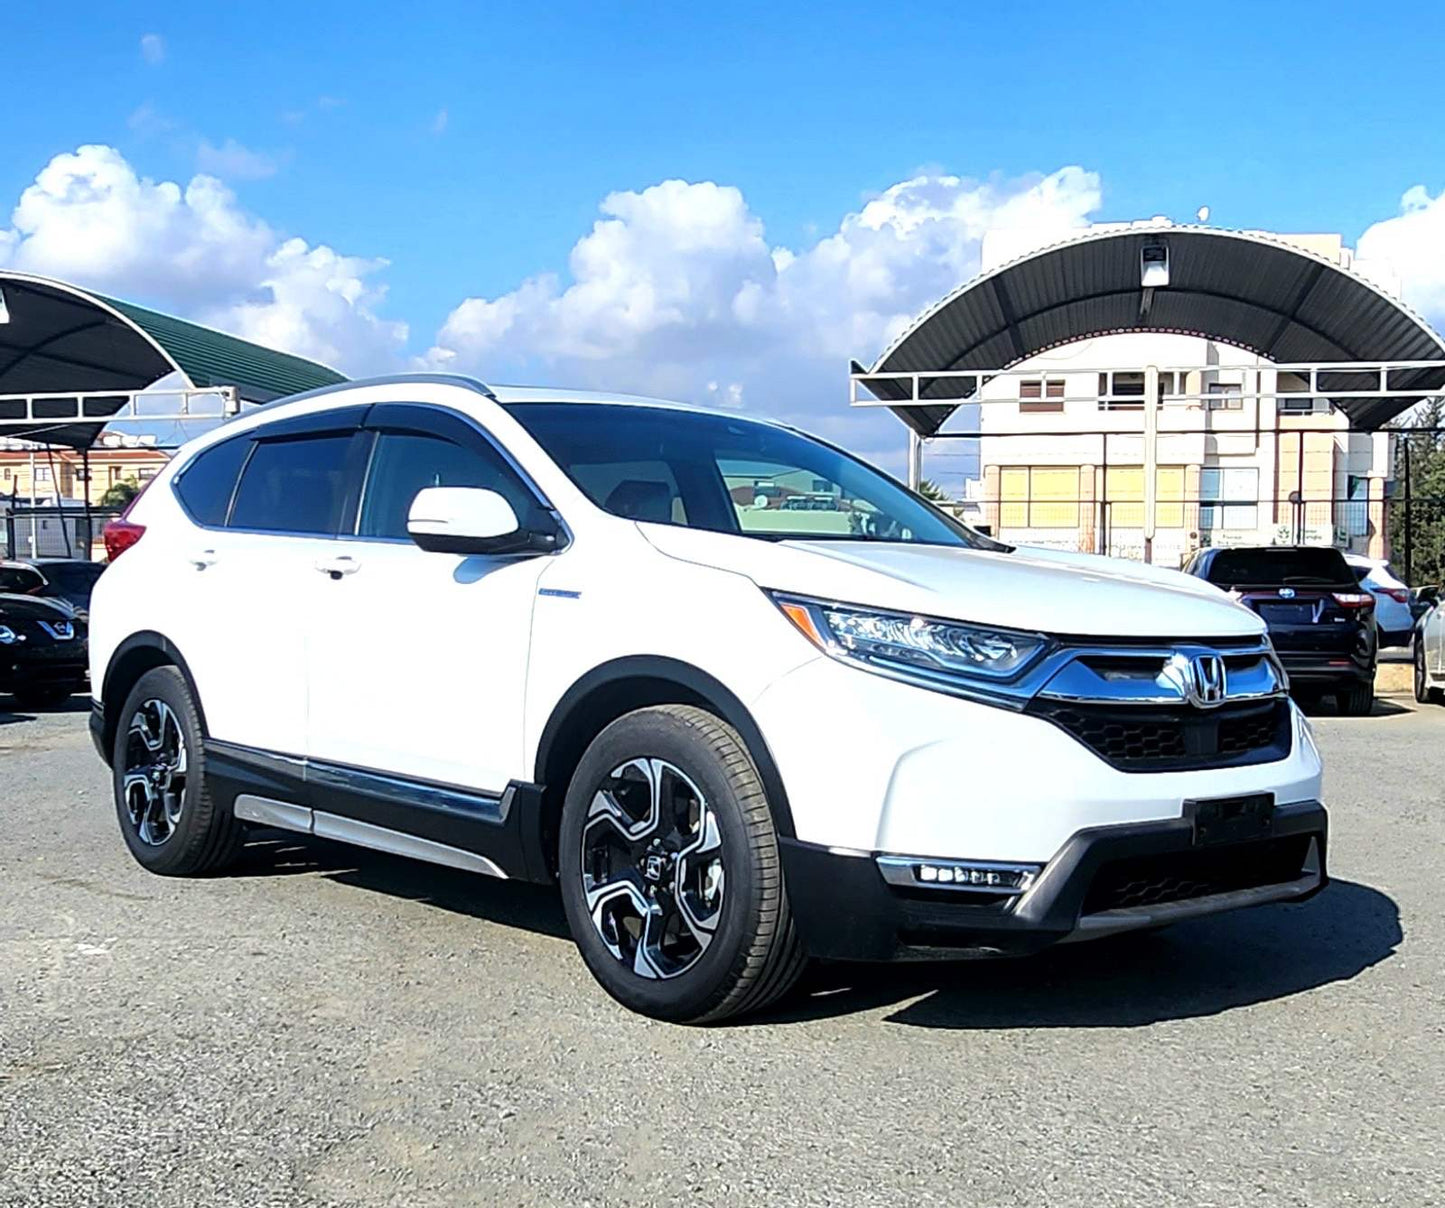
[232,794,506,879]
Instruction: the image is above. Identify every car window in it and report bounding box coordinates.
[1204,547,1354,588]
[42,563,105,592]
[507,402,1000,548]
[229,434,355,535]
[356,431,534,540]
[0,566,45,594]
[175,436,252,526]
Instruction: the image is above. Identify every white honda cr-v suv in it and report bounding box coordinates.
[89,375,1327,1022]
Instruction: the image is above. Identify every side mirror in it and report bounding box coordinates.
[407,487,557,556]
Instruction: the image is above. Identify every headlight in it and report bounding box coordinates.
[0,625,16,645]
[771,593,1049,696]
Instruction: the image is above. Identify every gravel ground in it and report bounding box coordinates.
[1,694,1440,1207]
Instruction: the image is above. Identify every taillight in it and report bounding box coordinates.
[102,480,152,561]
[1332,592,1374,609]
[1383,587,1410,604]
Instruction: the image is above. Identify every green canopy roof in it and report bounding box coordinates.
[0,271,347,447]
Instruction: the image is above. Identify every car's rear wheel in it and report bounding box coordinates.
[1336,681,1375,716]
[112,666,244,875]
[558,705,806,1023]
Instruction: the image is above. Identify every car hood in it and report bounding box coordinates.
[0,592,77,623]
[638,525,1262,639]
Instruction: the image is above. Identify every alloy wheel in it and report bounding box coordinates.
[580,758,725,979]
[122,699,188,846]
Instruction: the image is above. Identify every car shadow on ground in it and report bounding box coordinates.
[1296,696,1410,718]
[0,694,91,724]
[235,829,1399,1030]
[233,832,571,940]
[762,878,1400,1029]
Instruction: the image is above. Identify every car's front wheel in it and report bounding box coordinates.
[1415,642,1444,705]
[112,666,244,875]
[558,705,806,1023]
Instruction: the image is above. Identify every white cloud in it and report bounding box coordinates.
[0,145,406,374]
[431,107,449,136]
[1358,184,1445,329]
[196,138,285,181]
[424,168,1103,462]
[139,33,165,66]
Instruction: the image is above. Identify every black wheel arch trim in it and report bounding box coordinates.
[533,655,797,839]
[96,631,209,765]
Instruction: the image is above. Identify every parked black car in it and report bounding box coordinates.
[0,593,88,708]
[27,558,106,621]
[1184,545,1376,715]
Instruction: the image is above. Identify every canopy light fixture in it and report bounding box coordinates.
[1140,242,1170,288]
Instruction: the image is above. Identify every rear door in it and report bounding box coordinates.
[171,409,370,756]
[303,403,554,794]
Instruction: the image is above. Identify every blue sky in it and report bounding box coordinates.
[3,0,1444,461]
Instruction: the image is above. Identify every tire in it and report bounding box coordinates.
[558,705,806,1024]
[12,680,79,709]
[112,666,244,876]
[1336,681,1375,716]
[1416,643,1445,705]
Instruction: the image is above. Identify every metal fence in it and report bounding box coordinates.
[1,505,124,561]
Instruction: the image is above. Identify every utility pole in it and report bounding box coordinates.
[1142,365,1160,564]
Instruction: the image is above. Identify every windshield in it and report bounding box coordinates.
[40,563,104,598]
[507,403,1002,549]
[1205,547,1354,588]
[0,566,45,594]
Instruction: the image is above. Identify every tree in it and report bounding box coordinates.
[100,478,140,509]
[916,478,952,504]
[1388,398,1445,586]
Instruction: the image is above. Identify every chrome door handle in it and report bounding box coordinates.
[190,549,217,570]
[315,556,361,580]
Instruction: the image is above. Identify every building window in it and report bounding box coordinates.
[1199,466,1259,530]
[34,466,51,483]
[1019,378,1065,413]
[109,466,122,484]
[1276,394,1317,414]
[999,466,1080,528]
[1207,382,1243,410]
[1103,465,1186,528]
[1098,371,1178,410]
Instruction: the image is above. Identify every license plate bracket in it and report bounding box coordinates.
[1186,793,1275,846]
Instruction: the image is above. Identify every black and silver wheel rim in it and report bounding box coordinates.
[122,699,188,846]
[1416,644,1426,698]
[580,758,725,980]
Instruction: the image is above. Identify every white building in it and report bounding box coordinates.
[924,230,1402,567]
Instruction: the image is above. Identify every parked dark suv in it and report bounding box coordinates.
[1184,545,1376,715]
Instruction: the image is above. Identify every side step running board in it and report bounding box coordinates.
[234,794,507,879]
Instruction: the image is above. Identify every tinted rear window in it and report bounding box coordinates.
[176,436,252,526]
[1204,547,1353,588]
[41,563,104,591]
[229,435,354,535]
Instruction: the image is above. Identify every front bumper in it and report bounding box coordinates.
[781,799,1327,961]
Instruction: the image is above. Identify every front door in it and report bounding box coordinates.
[304,405,553,795]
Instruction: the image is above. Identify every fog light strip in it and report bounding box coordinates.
[876,855,1042,895]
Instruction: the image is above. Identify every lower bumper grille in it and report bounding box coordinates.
[1082,834,1315,914]
[1026,698,1292,771]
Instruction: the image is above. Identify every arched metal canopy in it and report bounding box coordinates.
[854,226,1445,437]
[0,271,347,447]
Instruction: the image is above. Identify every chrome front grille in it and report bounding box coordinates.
[1022,638,1292,771]
[1026,698,1291,771]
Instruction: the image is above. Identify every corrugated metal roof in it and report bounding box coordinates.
[858,226,1445,436]
[0,272,347,447]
